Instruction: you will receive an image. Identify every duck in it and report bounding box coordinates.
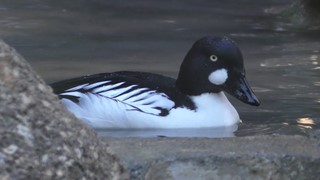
[51,36,260,129]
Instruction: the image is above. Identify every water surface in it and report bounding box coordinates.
[1,0,319,137]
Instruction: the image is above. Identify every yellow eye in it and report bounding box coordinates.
[210,54,218,62]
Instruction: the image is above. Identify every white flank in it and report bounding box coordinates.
[60,82,176,128]
[61,89,239,129]
[208,68,228,85]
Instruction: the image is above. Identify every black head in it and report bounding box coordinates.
[176,36,260,106]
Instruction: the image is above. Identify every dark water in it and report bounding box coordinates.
[1,0,319,137]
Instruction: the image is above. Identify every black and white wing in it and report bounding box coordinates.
[51,71,178,116]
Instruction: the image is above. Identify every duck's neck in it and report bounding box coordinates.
[176,72,221,96]
[190,92,229,108]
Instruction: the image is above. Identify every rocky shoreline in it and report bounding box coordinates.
[0,40,127,179]
[1,39,319,179]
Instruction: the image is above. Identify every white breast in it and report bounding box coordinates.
[153,92,240,128]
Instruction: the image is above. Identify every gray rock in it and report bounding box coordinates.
[105,136,320,179]
[0,39,128,179]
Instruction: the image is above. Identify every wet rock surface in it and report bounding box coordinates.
[0,40,127,179]
[104,135,320,179]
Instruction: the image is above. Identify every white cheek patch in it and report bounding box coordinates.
[208,68,228,85]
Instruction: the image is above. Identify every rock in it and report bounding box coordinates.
[0,39,127,179]
[144,156,320,180]
[309,129,320,146]
[104,136,320,179]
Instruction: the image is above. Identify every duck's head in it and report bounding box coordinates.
[176,36,260,106]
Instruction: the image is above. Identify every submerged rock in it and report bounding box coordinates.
[0,40,127,179]
[301,0,320,18]
[276,0,320,29]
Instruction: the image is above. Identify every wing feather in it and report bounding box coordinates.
[51,71,196,116]
[82,81,110,90]
[60,80,175,116]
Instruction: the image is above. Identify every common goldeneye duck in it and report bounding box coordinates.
[51,36,260,129]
